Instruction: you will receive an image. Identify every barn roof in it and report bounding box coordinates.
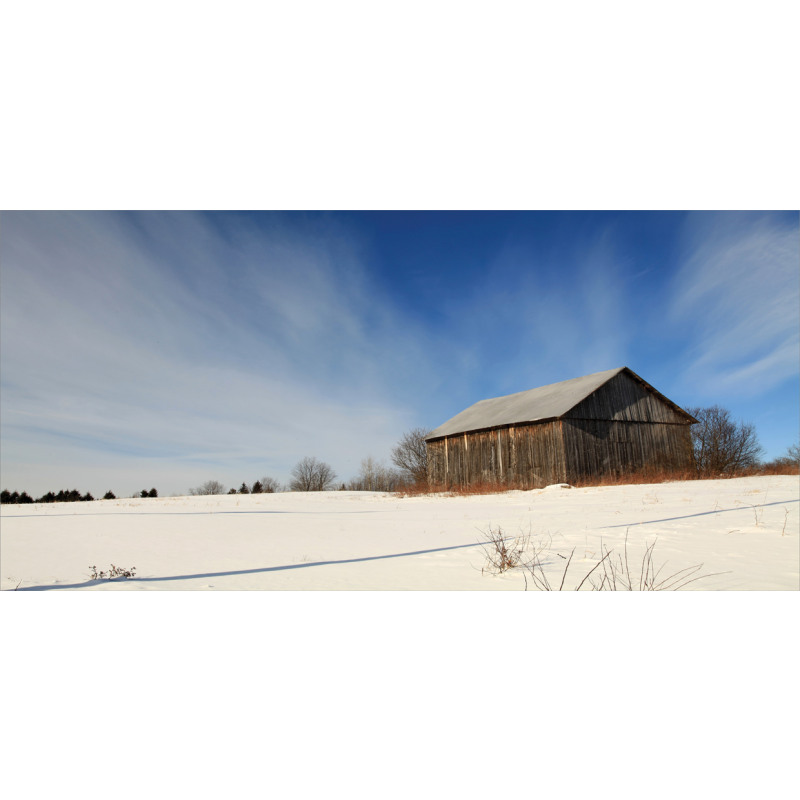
[426,367,694,440]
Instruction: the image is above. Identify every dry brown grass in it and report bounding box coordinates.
[480,527,729,590]
[479,525,529,573]
[444,480,521,496]
[570,466,697,488]
[395,462,798,498]
[393,481,436,497]
[571,462,798,487]
[747,462,800,476]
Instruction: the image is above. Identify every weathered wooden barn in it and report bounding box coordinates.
[426,367,697,488]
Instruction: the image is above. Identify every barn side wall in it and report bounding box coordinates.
[561,419,693,482]
[426,421,566,489]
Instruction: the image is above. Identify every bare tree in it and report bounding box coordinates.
[189,479,226,496]
[391,427,432,485]
[686,405,763,475]
[348,457,403,491]
[767,442,800,470]
[258,476,283,493]
[290,457,337,492]
[776,443,800,466]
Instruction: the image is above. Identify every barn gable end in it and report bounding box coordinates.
[426,367,695,488]
[563,369,693,425]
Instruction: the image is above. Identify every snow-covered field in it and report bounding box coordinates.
[4,476,799,800]
[2,475,798,590]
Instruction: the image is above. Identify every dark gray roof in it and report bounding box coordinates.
[426,367,687,440]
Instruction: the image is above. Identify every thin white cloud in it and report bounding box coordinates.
[670,212,799,397]
[4,211,795,495]
[0,212,434,494]
[6,210,638,495]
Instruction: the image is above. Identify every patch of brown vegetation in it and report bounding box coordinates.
[572,462,798,488]
[570,466,697,488]
[395,462,798,498]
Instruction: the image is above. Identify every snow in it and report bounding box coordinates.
[2,475,797,591]
[3,475,798,800]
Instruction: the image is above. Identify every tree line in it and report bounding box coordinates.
[189,477,283,495]
[0,427,441,502]
[0,488,158,505]
[2,413,796,504]
[187,429,432,495]
[1,488,100,504]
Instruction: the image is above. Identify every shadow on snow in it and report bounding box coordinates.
[14,540,486,591]
[603,498,798,528]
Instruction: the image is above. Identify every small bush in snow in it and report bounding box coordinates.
[479,526,529,574]
[89,564,136,580]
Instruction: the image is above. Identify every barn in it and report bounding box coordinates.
[425,367,697,488]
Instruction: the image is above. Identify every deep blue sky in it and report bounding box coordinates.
[1,210,797,496]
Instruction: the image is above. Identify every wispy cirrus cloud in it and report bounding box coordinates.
[670,212,799,398]
[0,212,436,494]
[0,211,648,495]
[3,210,796,495]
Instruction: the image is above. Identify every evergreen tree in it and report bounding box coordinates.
[2,490,34,504]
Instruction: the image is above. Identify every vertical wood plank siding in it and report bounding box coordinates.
[426,371,694,487]
[427,421,567,488]
[565,371,687,424]
[561,420,693,482]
